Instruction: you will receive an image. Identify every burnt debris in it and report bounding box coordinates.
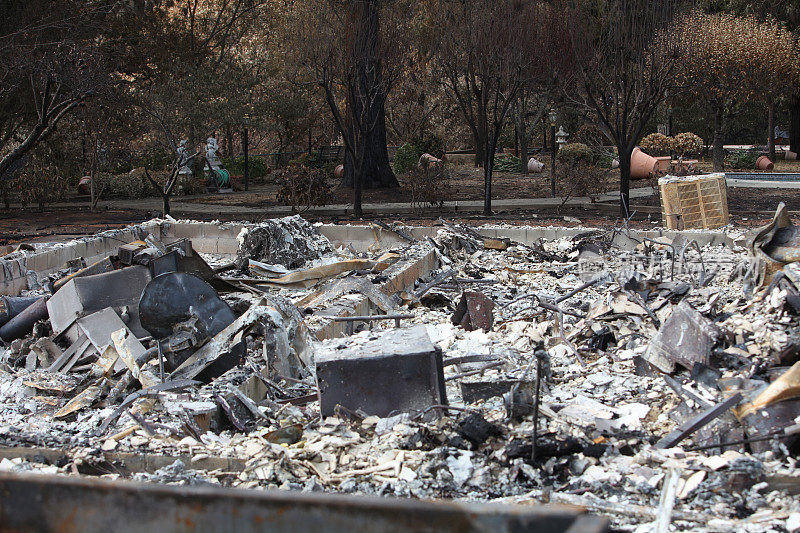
[0,213,799,531]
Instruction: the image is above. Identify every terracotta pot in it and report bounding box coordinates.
[334,164,345,179]
[756,155,774,170]
[785,151,797,161]
[654,156,672,173]
[630,147,659,180]
[77,176,92,195]
[527,158,544,173]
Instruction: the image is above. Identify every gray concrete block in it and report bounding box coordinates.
[315,325,446,418]
[47,266,152,340]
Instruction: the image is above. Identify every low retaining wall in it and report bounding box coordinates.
[0,219,739,296]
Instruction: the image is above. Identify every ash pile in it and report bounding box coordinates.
[1,213,800,532]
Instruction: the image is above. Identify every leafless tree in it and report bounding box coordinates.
[432,0,573,215]
[145,150,198,217]
[569,0,684,217]
[292,0,408,217]
[0,1,107,182]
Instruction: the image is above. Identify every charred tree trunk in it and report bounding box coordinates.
[618,145,632,218]
[768,99,776,162]
[340,0,398,206]
[513,97,529,175]
[791,92,800,155]
[483,154,494,215]
[483,133,498,215]
[474,122,487,167]
[341,106,395,189]
[712,105,725,171]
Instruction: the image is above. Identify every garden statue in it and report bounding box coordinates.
[205,133,221,170]
[176,139,193,176]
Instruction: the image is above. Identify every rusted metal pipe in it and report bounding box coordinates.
[0,297,48,342]
[0,296,40,327]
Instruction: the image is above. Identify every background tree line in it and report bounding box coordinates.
[1,0,799,216]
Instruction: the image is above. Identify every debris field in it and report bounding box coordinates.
[1,212,800,532]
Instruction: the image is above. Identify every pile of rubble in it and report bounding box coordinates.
[1,212,800,531]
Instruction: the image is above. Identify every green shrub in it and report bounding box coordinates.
[590,149,615,168]
[494,154,523,172]
[413,133,446,159]
[673,132,703,157]
[131,150,172,172]
[556,142,594,165]
[639,133,674,156]
[394,142,422,174]
[727,149,758,169]
[221,156,269,179]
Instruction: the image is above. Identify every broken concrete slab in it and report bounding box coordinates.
[315,325,446,418]
[47,266,152,341]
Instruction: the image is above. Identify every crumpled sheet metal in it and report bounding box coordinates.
[643,300,722,373]
[452,292,495,332]
[170,298,309,382]
[138,272,237,340]
[236,215,333,270]
[747,202,800,289]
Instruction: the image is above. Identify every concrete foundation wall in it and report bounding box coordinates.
[0,221,161,296]
[0,219,738,296]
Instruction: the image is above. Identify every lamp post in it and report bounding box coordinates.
[242,113,250,192]
[549,109,557,197]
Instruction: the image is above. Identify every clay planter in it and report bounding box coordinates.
[334,164,345,179]
[630,147,659,180]
[756,156,774,171]
[654,156,672,173]
[77,176,92,195]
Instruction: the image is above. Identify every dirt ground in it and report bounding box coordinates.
[0,208,151,245]
[193,167,569,208]
[1,157,800,244]
[0,187,790,245]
